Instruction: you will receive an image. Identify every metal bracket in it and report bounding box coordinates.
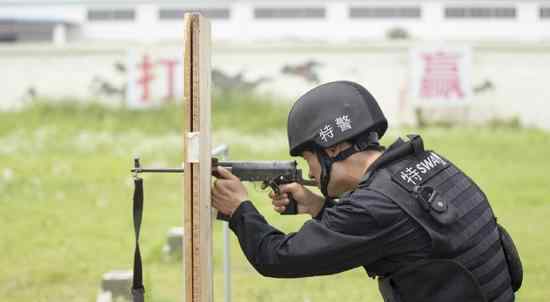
[186,132,200,163]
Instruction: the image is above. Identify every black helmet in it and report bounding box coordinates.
[287,81,387,156]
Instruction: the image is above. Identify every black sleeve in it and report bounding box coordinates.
[313,197,337,220]
[228,191,400,278]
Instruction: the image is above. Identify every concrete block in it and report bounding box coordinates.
[162,226,184,256]
[97,270,132,302]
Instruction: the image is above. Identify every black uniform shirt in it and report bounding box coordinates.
[228,142,432,278]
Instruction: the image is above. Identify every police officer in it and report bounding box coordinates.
[211,81,522,302]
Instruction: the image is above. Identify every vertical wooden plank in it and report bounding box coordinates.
[191,15,202,302]
[197,15,213,302]
[191,14,203,302]
[183,13,212,302]
[183,14,194,302]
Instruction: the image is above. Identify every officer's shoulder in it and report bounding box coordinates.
[337,186,406,226]
[344,186,395,208]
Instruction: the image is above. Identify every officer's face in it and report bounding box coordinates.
[302,151,321,186]
[302,150,346,197]
[302,144,360,197]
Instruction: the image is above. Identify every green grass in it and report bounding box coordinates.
[0,95,549,302]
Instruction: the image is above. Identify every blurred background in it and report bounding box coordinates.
[0,0,549,301]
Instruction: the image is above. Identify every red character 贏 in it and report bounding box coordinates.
[420,52,464,100]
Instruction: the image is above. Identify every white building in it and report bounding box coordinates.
[1,1,550,130]
[1,0,550,43]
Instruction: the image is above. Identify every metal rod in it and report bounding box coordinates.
[220,149,232,302]
[223,220,231,302]
[131,168,185,173]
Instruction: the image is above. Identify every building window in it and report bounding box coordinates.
[87,9,135,21]
[254,8,325,19]
[541,7,550,19]
[445,7,516,19]
[159,8,230,20]
[349,7,421,19]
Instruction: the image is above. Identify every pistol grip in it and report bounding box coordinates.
[281,193,298,215]
[268,180,298,215]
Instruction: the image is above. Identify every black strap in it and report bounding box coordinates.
[132,177,145,302]
[406,134,424,154]
[317,149,333,197]
[332,145,359,161]
[333,131,382,162]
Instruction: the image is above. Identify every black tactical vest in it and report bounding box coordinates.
[360,135,521,302]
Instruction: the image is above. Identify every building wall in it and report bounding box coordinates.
[0,1,550,42]
[1,41,549,130]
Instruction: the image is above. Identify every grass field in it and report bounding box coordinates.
[0,95,549,302]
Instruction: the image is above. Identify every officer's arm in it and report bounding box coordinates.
[228,197,386,278]
[312,197,337,220]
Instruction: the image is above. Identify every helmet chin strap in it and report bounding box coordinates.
[316,132,381,198]
[317,149,334,198]
[317,145,362,198]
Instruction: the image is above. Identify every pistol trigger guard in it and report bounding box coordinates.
[265,179,280,195]
[272,184,281,195]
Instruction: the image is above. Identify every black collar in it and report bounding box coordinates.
[359,137,416,185]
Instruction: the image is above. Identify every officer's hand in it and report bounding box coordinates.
[269,183,325,217]
[212,166,248,217]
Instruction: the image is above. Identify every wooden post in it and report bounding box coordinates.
[183,13,212,302]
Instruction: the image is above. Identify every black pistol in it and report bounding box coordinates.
[212,159,316,220]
